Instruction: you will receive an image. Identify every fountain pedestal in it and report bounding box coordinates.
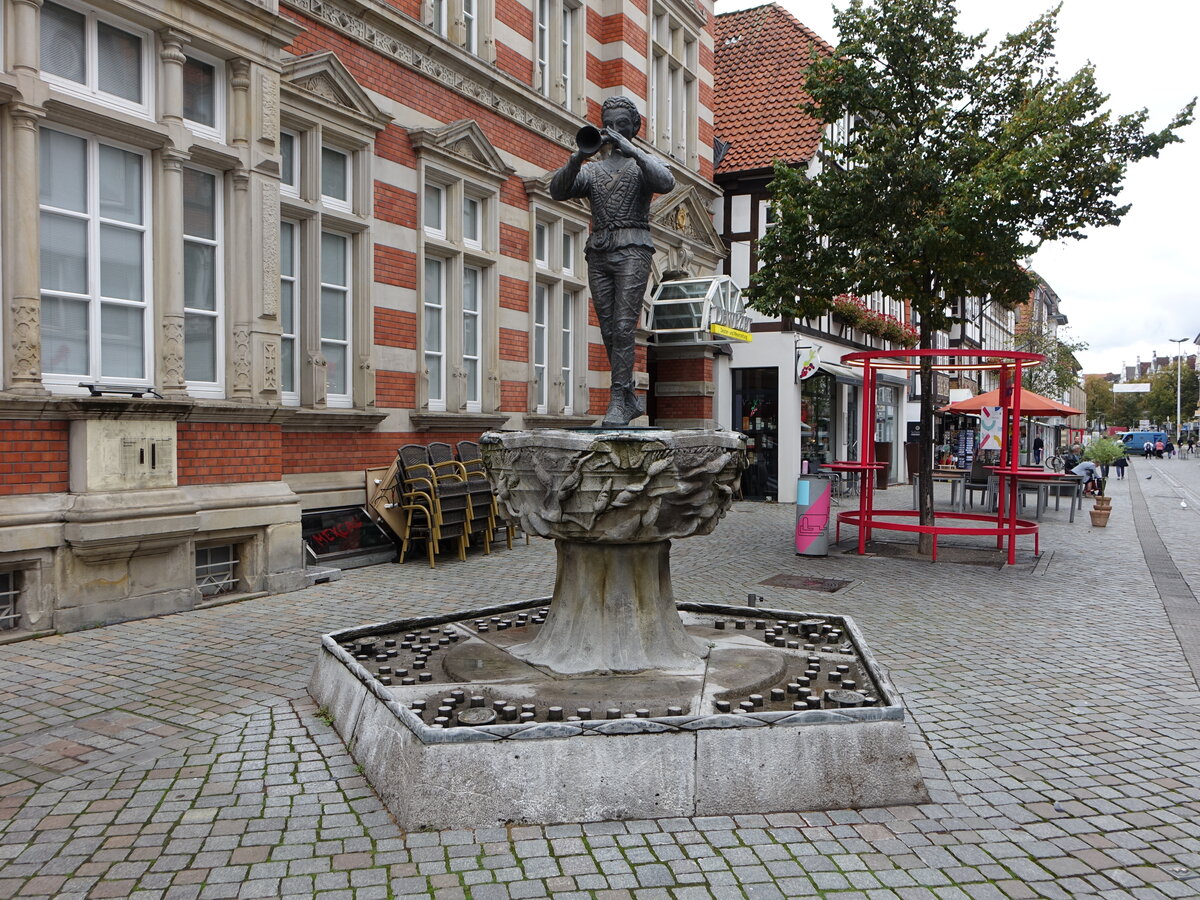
[481,428,744,675]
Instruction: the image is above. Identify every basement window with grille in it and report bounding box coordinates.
[0,572,19,631]
[195,545,240,598]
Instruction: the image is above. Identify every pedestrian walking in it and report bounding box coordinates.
[1155,439,1165,459]
[1033,435,1044,465]
[1189,438,1196,457]
[1144,440,1154,456]
[1165,439,1175,459]
[1114,455,1128,479]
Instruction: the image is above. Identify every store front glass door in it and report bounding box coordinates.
[733,368,778,500]
[876,385,898,482]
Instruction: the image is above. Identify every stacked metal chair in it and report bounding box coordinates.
[392,444,470,564]
[456,440,524,548]
[427,442,493,554]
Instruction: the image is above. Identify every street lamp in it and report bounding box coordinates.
[1170,337,1188,444]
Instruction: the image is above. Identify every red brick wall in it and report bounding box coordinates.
[281,431,483,474]
[499,276,529,312]
[657,356,713,382]
[374,308,417,349]
[374,244,417,289]
[500,223,529,261]
[656,395,713,420]
[374,181,417,227]
[500,380,528,412]
[177,423,282,485]
[495,42,533,84]
[499,328,530,362]
[0,421,69,495]
[376,370,417,408]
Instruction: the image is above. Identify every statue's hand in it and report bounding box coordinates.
[604,127,637,157]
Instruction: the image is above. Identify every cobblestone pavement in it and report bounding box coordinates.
[2,456,1199,900]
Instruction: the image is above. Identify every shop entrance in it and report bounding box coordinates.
[733,367,778,500]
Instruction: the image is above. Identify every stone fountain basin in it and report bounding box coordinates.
[308,600,928,830]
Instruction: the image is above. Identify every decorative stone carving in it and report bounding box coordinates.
[232,327,252,394]
[296,73,350,106]
[286,0,571,146]
[260,182,280,318]
[263,339,279,392]
[482,429,746,674]
[261,70,280,143]
[161,319,185,391]
[10,301,40,383]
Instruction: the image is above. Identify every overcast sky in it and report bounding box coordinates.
[713,0,1200,376]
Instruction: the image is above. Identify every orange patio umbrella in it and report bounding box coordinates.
[940,387,1081,417]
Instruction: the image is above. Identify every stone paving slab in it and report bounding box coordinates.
[1,462,1199,899]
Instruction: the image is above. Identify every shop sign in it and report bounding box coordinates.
[710,322,752,342]
[795,345,821,381]
[979,406,1004,450]
[302,507,394,558]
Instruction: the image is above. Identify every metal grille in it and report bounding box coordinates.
[0,572,18,631]
[195,545,238,598]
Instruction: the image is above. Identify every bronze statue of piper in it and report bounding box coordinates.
[549,97,675,427]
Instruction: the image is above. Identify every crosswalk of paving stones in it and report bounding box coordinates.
[1,456,1199,899]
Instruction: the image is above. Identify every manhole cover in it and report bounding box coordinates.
[759,574,851,593]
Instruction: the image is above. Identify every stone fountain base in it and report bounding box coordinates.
[308,601,929,830]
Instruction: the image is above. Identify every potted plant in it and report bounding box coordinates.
[1083,437,1125,523]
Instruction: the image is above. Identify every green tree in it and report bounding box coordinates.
[747,0,1193,553]
[1111,388,1147,430]
[1016,326,1086,398]
[1084,374,1114,427]
[1146,361,1199,434]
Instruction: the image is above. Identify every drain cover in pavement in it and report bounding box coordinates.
[758,574,851,593]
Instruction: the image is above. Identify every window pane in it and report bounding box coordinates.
[184,312,216,382]
[463,197,479,243]
[321,288,346,341]
[182,168,215,238]
[280,133,296,187]
[41,296,89,375]
[465,359,478,402]
[321,148,348,201]
[280,282,295,333]
[99,145,143,224]
[183,56,216,126]
[100,225,143,301]
[463,314,477,356]
[535,285,547,323]
[323,343,347,394]
[535,223,547,262]
[281,337,295,394]
[39,129,87,212]
[100,303,144,378]
[41,2,86,84]
[97,22,142,103]
[424,185,443,231]
[184,243,217,311]
[40,213,88,294]
[280,222,294,275]
[463,267,479,311]
[321,233,347,286]
[425,308,442,352]
[563,232,574,270]
[427,354,442,400]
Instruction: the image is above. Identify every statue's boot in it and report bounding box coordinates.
[602,384,633,427]
[623,385,646,417]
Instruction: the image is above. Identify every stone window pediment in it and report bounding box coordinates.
[409,119,512,184]
[281,52,391,131]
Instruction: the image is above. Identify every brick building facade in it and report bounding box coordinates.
[0,0,724,634]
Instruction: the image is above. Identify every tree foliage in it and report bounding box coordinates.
[746,0,1194,550]
[1016,327,1086,398]
[1084,375,1114,425]
[1146,361,1199,429]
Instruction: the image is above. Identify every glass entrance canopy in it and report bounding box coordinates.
[646,276,752,345]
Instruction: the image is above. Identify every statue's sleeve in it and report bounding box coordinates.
[549,157,590,201]
[638,153,675,195]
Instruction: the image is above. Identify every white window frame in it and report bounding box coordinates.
[562,226,577,277]
[651,7,697,163]
[462,193,482,250]
[183,164,224,396]
[181,49,226,142]
[432,0,448,37]
[279,218,300,405]
[463,0,478,54]
[423,255,447,411]
[533,282,548,413]
[561,289,576,415]
[561,3,577,107]
[320,230,353,407]
[39,125,152,391]
[38,0,153,119]
[536,0,550,97]
[320,145,352,211]
[534,220,550,268]
[279,129,301,197]
[424,183,446,239]
[462,264,483,413]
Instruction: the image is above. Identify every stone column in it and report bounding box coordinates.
[6,104,48,395]
[156,31,189,396]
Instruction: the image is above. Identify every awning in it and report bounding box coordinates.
[813,361,907,388]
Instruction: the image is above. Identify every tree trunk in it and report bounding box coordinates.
[917,327,935,556]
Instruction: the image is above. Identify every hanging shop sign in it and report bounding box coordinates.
[795,345,821,381]
[979,405,1005,450]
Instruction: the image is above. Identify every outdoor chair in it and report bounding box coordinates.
[964,457,991,509]
[371,457,438,567]
[395,444,469,563]
[457,440,525,548]
[428,441,493,553]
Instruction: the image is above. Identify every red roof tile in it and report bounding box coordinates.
[714,3,833,175]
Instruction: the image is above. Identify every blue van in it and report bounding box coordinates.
[1118,431,1166,455]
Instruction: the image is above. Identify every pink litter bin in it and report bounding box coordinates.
[795,474,833,556]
